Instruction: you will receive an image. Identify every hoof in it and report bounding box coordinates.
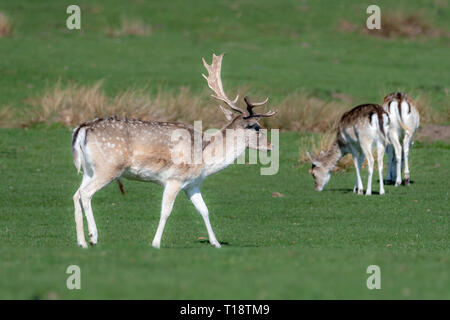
[404,178,410,186]
[89,233,98,246]
[211,241,221,248]
[78,242,88,249]
[357,189,364,195]
[380,190,385,195]
[365,192,372,196]
[151,241,161,249]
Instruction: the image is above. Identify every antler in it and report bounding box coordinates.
[243,96,277,118]
[202,53,244,114]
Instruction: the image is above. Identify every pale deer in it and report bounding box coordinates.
[308,104,390,195]
[71,53,277,248]
[382,92,420,186]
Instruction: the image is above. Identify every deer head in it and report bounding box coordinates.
[307,152,331,191]
[202,53,277,151]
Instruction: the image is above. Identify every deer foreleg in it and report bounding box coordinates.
[185,186,221,248]
[152,180,182,249]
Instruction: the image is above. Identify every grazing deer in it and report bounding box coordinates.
[71,53,277,248]
[382,92,420,186]
[308,104,390,195]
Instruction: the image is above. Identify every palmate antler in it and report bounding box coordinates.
[202,53,244,114]
[202,53,277,118]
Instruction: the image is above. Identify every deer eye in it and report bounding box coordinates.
[247,124,260,132]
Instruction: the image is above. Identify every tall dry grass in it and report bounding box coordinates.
[21,81,351,131]
[413,93,443,124]
[2,81,445,171]
[0,12,13,37]
[258,92,348,132]
[4,81,443,128]
[26,81,223,128]
[298,132,354,171]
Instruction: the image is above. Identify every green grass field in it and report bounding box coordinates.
[0,0,449,299]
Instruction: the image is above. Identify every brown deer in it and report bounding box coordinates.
[308,104,390,195]
[382,92,420,186]
[71,53,277,248]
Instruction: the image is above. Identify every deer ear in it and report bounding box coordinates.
[306,152,320,167]
[219,105,234,121]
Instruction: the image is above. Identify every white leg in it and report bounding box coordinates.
[79,175,113,246]
[403,135,411,185]
[352,153,364,195]
[152,180,182,249]
[73,187,88,248]
[361,146,374,196]
[185,186,221,248]
[377,142,386,195]
[391,133,402,187]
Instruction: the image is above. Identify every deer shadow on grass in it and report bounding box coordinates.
[198,239,229,246]
[324,188,383,195]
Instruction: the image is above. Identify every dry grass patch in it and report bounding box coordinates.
[0,12,14,37]
[25,81,224,128]
[259,92,348,132]
[339,10,449,39]
[367,11,448,39]
[106,18,152,37]
[298,132,354,171]
[6,81,446,135]
[413,93,444,124]
[21,82,352,132]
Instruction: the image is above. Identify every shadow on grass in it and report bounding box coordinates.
[198,239,230,246]
[324,188,386,195]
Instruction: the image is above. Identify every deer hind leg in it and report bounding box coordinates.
[185,186,221,248]
[377,141,386,195]
[152,180,182,249]
[403,135,412,185]
[73,174,90,248]
[361,145,375,196]
[78,172,116,246]
[352,152,364,195]
[390,132,403,187]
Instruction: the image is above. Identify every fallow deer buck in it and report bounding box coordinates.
[308,104,390,195]
[72,53,277,248]
[382,92,420,186]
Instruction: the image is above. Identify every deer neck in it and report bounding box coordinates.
[318,140,343,173]
[201,124,247,177]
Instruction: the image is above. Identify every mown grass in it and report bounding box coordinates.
[0,128,448,299]
[0,0,449,299]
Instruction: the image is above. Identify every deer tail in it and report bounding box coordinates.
[117,179,126,195]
